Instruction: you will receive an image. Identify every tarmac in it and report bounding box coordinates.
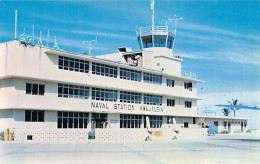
[0,132,259,164]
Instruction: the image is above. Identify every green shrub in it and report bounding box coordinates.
[0,131,4,141]
[246,130,252,133]
[219,130,229,134]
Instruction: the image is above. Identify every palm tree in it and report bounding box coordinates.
[222,108,230,116]
[227,98,241,117]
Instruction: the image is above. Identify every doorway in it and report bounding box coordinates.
[92,113,108,129]
[214,121,219,133]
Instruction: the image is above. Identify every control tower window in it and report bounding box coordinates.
[142,36,153,48]
[154,35,167,47]
[167,36,174,49]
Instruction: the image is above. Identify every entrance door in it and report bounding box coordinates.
[92,113,108,128]
[241,122,244,132]
[228,122,231,133]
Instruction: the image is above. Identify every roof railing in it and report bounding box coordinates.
[140,26,169,33]
[182,71,196,79]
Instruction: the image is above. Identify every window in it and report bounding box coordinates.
[120,91,141,104]
[26,83,45,95]
[25,110,44,122]
[148,116,163,128]
[143,73,162,85]
[58,84,89,99]
[144,94,162,105]
[92,62,117,78]
[185,101,192,108]
[166,79,174,87]
[120,115,142,128]
[27,135,33,140]
[167,117,174,124]
[167,99,175,107]
[92,88,117,102]
[57,111,88,129]
[58,56,89,73]
[184,122,189,128]
[184,82,192,91]
[120,68,141,82]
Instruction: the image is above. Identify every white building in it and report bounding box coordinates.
[0,4,247,142]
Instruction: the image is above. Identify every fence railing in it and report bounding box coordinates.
[182,71,196,79]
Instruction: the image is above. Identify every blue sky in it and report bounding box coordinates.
[0,0,260,128]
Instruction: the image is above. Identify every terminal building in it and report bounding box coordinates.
[0,4,247,142]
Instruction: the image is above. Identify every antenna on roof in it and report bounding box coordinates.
[47,29,49,47]
[38,30,43,46]
[32,25,35,44]
[15,10,17,40]
[168,15,183,49]
[83,36,98,55]
[53,36,59,49]
[168,15,183,35]
[151,0,155,29]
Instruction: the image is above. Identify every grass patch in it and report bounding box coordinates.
[219,130,229,134]
[246,130,252,133]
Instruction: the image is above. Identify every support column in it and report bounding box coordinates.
[88,113,92,130]
[141,115,144,128]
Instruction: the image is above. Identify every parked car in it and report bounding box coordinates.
[205,124,218,135]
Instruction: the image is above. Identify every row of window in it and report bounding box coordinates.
[120,68,141,82]
[25,83,191,107]
[57,111,89,129]
[120,114,142,128]
[58,84,89,99]
[167,99,175,107]
[92,88,117,102]
[143,94,162,105]
[145,116,163,128]
[184,82,192,91]
[143,73,162,85]
[58,56,192,89]
[58,56,89,73]
[120,91,142,104]
[166,79,175,87]
[25,110,44,122]
[185,101,192,108]
[120,115,163,129]
[24,111,188,130]
[92,62,117,78]
[26,83,45,95]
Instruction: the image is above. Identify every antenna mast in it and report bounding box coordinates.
[83,36,97,55]
[15,10,17,40]
[168,15,183,35]
[168,15,183,49]
[151,0,155,29]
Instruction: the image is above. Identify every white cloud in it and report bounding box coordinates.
[181,22,260,41]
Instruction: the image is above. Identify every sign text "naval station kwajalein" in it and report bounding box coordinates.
[91,102,163,112]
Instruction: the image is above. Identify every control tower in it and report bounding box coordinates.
[134,0,183,76]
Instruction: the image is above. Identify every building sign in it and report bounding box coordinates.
[90,101,163,113]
